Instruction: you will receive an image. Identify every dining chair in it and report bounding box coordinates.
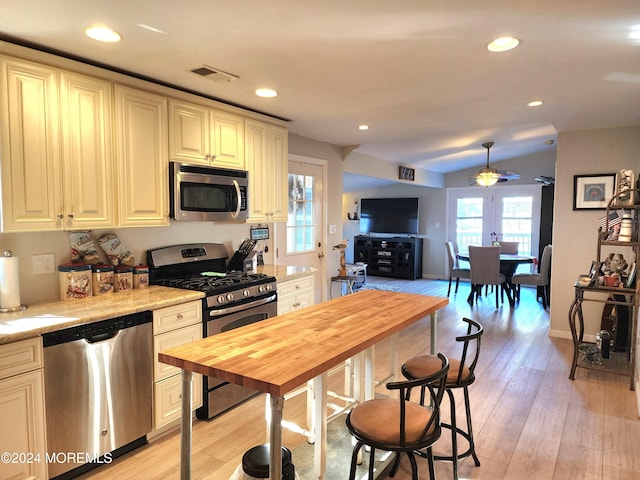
[467,246,513,307]
[402,318,483,480]
[446,241,470,296]
[512,244,552,308]
[346,353,449,480]
[497,241,519,254]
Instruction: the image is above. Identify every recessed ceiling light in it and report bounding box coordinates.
[255,88,278,98]
[358,125,369,131]
[85,26,122,43]
[487,36,520,52]
[527,100,543,107]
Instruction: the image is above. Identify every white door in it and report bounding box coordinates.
[274,157,327,303]
[447,185,542,270]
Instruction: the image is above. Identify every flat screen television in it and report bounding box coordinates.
[359,197,419,235]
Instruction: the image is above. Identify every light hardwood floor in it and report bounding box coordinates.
[79,278,640,480]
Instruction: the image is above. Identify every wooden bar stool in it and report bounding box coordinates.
[401,318,483,480]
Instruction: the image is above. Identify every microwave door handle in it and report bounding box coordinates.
[230,179,241,219]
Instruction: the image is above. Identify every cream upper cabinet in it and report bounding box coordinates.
[169,99,244,170]
[245,119,288,222]
[0,57,62,231]
[59,71,115,229]
[115,85,169,227]
[0,57,115,231]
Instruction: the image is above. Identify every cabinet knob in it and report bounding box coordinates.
[177,313,183,320]
[57,213,64,220]
[67,213,74,219]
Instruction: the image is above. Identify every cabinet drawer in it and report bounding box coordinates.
[154,373,202,429]
[153,300,202,334]
[154,324,202,381]
[0,337,43,380]
[278,276,314,297]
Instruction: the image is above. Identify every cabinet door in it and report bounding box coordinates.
[245,119,269,221]
[168,99,210,163]
[0,57,62,231]
[115,85,169,227]
[268,125,288,222]
[59,71,115,229]
[0,370,47,480]
[245,120,288,222]
[211,110,244,169]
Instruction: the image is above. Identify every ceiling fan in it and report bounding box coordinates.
[471,141,520,186]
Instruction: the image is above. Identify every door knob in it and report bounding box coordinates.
[318,252,325,259]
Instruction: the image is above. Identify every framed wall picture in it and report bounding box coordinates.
[399,166,415,181]
[573,174,616,210]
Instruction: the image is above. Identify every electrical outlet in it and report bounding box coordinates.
[329,224,337,234]
[32,253,56,275]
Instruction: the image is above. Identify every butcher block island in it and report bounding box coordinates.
[159,289,448,480]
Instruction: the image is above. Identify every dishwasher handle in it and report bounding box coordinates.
[85,331,118,343]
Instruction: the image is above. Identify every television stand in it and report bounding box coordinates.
[353,235,423,279]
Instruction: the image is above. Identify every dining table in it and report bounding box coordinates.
[158,289,448,480]
[457,251,536,296]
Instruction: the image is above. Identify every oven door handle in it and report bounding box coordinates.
[208,293,277,317]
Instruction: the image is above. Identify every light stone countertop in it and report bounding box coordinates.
[0,286,204,346]
[257,264,317,282]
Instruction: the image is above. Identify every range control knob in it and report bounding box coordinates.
[266,284,273,291]
[226,293,234,302]
[243,289,250,297]
[258,285,266,293]
[217,295,226,304]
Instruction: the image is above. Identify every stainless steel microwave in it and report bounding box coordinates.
[169,161,249,221]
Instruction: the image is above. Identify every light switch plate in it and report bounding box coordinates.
[32,253,56,275]
[329,224,337,234]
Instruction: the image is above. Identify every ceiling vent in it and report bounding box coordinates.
[190,65,239,83]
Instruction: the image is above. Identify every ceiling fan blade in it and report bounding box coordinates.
[496,170,521,180]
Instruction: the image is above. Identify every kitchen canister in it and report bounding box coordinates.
[133,264,149,289]
[114,265,133,292]
[92,263,114,296]
[0,250,27,312]
[58,263,92,300]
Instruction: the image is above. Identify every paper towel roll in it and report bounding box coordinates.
[0,253,21,309]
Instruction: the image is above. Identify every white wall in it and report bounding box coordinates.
[550,125,640,340]
[342,184,446,278]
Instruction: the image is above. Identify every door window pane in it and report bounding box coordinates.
[456,197,484,251]
[501,196,533,254]
[287,174,315,253]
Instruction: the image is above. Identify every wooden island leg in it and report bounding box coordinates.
[180,370,193,480]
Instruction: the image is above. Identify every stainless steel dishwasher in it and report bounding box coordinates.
[43,310,153,479]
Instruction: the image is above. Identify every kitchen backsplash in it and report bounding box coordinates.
[0,221,274,305]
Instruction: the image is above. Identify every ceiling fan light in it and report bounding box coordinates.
[476,168,500,187]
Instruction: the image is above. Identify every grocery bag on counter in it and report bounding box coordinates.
[98,233,135,266]
[68,232,101,264]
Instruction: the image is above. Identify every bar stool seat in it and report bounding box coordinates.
[401,317,483,480]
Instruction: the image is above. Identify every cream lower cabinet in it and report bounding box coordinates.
[277,275,315,314]
[245,119,288,222]
[115,85,169,227]
[0,337,47,480]
[169,98,245,170]
[152,301,202,431]
[0,56,115,231]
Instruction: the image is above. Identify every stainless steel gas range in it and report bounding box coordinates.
[147,243,277,419]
